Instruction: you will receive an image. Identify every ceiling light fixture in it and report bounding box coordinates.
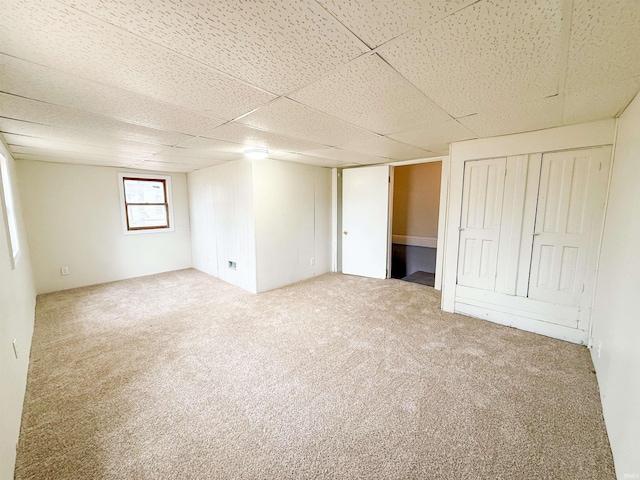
[243,148,269,160]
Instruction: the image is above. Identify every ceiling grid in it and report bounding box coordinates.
[0,0,638,171]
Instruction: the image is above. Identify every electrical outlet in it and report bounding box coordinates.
[61,266,69,276]
[597,341,602,359]
[228,261,237,270]
[310,257,315,266]
[12,339,18,359]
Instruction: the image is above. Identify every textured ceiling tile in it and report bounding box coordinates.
[152,150,243,163]
[388,119,477,149]
[14,154,133,168]
[169,137,251,154]
[8,146,139,165]
[266,152,346,168]
[0,1,275,117]
[6,140,151,161]
[316,0,476,48]
[56,0,369,94]
[0,118,163,154]
[201,123,326,154]
[289,54,452,135]
[563,0,640,124]
[337,136,431,161]
[457,97,563,137]
[0,94,193,146]
[131,161,214,173]
[237,98,377,146]
[424,143,451,155]
[2,133,153,160]
[145,154,241,166]
[0,55,226,135]
[379,0,563,118]
[303,147,390,165]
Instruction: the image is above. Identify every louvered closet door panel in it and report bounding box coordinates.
[457,157,506,291]
[528,150,598,306]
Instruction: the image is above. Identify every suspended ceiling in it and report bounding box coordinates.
[1,0,639,172]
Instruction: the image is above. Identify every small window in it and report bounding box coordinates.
[118,173,174,234]
[0,152,20,266]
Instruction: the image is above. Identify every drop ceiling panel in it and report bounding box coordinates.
[388,119,477,150]
[1,1,275,117]
[201,123,326,154]
[9,147,138,166]
[316,0,476,48]
[56,0,370,94]
[338,136,432,161]
[145,156,239,168]
[169,137,250,155]
[3,133,154,161]
[563,0,640,124]
[7,141,151,162]
[14,154,134,169]
[425,144,451,156]
[289,54,451,135]
[457,97,563,137]
[0,94,193,147]
[0,55,226,136]
[265,152,347,168]
[132,161,212,173]
[303,147,390,165]
[0,118,163,154]
[237,98,377,146]
[379,0,564,118]
[149,149,243,164]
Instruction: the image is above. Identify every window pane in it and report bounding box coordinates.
[124,179,165,204]
[127,205,168,228]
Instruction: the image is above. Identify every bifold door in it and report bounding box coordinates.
[457,157,506,291]
[528,150,604,306]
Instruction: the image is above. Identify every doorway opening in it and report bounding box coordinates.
[390,161,442,287]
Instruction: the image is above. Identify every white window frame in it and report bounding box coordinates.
[118,172,175,235]
[0,152,20,269]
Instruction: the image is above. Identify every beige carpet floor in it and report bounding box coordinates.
[15,269,614,479]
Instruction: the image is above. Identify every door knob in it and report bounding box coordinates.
[343,230,348,235]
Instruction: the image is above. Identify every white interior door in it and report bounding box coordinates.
[342,165,390,279]
[457,157,506,291]
[528,149,603,306]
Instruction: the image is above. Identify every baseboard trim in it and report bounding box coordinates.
[454,302,588,345]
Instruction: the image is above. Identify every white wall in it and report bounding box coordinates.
[188,158,332,294]
[17,161,192,294]
[392,162,442,239]
[188,159,257,293]
[0,141,36,480]
[253,160,331,293]
[591,93,640,478]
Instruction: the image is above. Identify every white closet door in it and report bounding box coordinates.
[528,149,600,306]
[457,158,506,291]
[342,165,391,279]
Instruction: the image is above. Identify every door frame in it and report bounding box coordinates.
[335,155,450,288]
[387,156,450,289]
